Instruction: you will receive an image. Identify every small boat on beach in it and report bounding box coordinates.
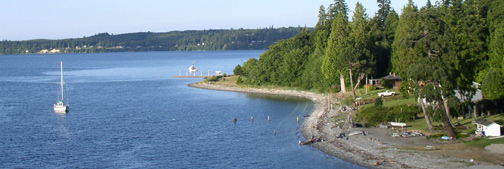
[299,136,322,145]
[390,122,407,127]
[54,61,68,113]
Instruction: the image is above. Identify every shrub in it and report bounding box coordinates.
[236,76,243,84]
[399,83,410,99]
[366,84,377,91]
[233,64,244,76]
[374,97,383,107]
[355,105,420,126]
[341,97,355,106]
[208,76,220,81]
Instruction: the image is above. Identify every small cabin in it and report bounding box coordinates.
[474,118,502,137]
[370,72,402,90]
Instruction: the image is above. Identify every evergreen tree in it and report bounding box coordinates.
[350,2,372,74]
[322,11,352,93]
[446,0,487,101]
[481,69,504,100]
[375,0,391,27]
[487,0,504,75]
[327,0,348,21]
[391,0,420,75]
[401,4,457,137]
[348,2,373,98]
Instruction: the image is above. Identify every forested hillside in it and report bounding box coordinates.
[236,0,504,138]
[0,27,305,54]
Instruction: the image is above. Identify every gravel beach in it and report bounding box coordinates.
[189,83,503,169]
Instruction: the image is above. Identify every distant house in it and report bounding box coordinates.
[474,118,502,137]
[370,72,402,90]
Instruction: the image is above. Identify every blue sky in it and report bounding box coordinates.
[0,0,427,40]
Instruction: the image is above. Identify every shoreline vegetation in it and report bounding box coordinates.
[0,27,305,55]
[189,81,503,169]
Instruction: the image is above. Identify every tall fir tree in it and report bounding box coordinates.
[375,0,391,27]
[391,0,420,75]
[322,11,352,93]
[447,0,487,101]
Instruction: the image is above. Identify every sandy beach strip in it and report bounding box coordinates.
[188,83,502,169]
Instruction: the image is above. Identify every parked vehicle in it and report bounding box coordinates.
[378,90,396,97]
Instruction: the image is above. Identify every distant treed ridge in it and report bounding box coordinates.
[0,27,306,54]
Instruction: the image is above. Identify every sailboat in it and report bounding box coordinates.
[54,61,68,113]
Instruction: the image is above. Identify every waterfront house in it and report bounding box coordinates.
[474,118,502,137]
[370,72,402,90]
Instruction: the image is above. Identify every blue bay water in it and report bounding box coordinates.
[0,51,363,168]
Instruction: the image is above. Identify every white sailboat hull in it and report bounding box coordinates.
[53,105,68,113]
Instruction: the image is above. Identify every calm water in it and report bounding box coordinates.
[0,51,363,168]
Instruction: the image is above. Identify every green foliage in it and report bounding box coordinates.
[0,27,306,54]
[391,1,419,75]
[341,97,355,106]
[236,76,243,84]
[481,69,504,100]
[355,104,420,126]
[374,97,383,107]
[464,137,504,148]
[399,81,410,99]
[322,12,352,80]
[366,84,377,91]
[208,76,221,82]
[233,64,244,76]
[447,0,487,99]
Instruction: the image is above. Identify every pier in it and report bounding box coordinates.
[175,69,221,78]
[173,75,213,78]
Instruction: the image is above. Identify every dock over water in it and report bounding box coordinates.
[173,76,213,78]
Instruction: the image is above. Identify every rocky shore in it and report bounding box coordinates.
[189,82,502,169]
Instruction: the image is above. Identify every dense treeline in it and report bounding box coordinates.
[0,27,305,54]
[237,0,504,137]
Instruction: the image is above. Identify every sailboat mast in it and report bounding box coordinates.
[60,61,64,101]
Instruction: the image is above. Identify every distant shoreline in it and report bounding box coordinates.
[188,82,501,169]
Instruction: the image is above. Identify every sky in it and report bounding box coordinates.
[0,0,428,41]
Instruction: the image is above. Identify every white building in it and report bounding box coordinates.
[474,118,502,137]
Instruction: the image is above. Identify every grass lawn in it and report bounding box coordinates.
[356,87,416,109]
[404,114,504,138]
[464,137,504,148]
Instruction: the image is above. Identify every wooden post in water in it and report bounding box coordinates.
[268,115,270,122]
[274,129,276,136]
[297,117,300,124]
